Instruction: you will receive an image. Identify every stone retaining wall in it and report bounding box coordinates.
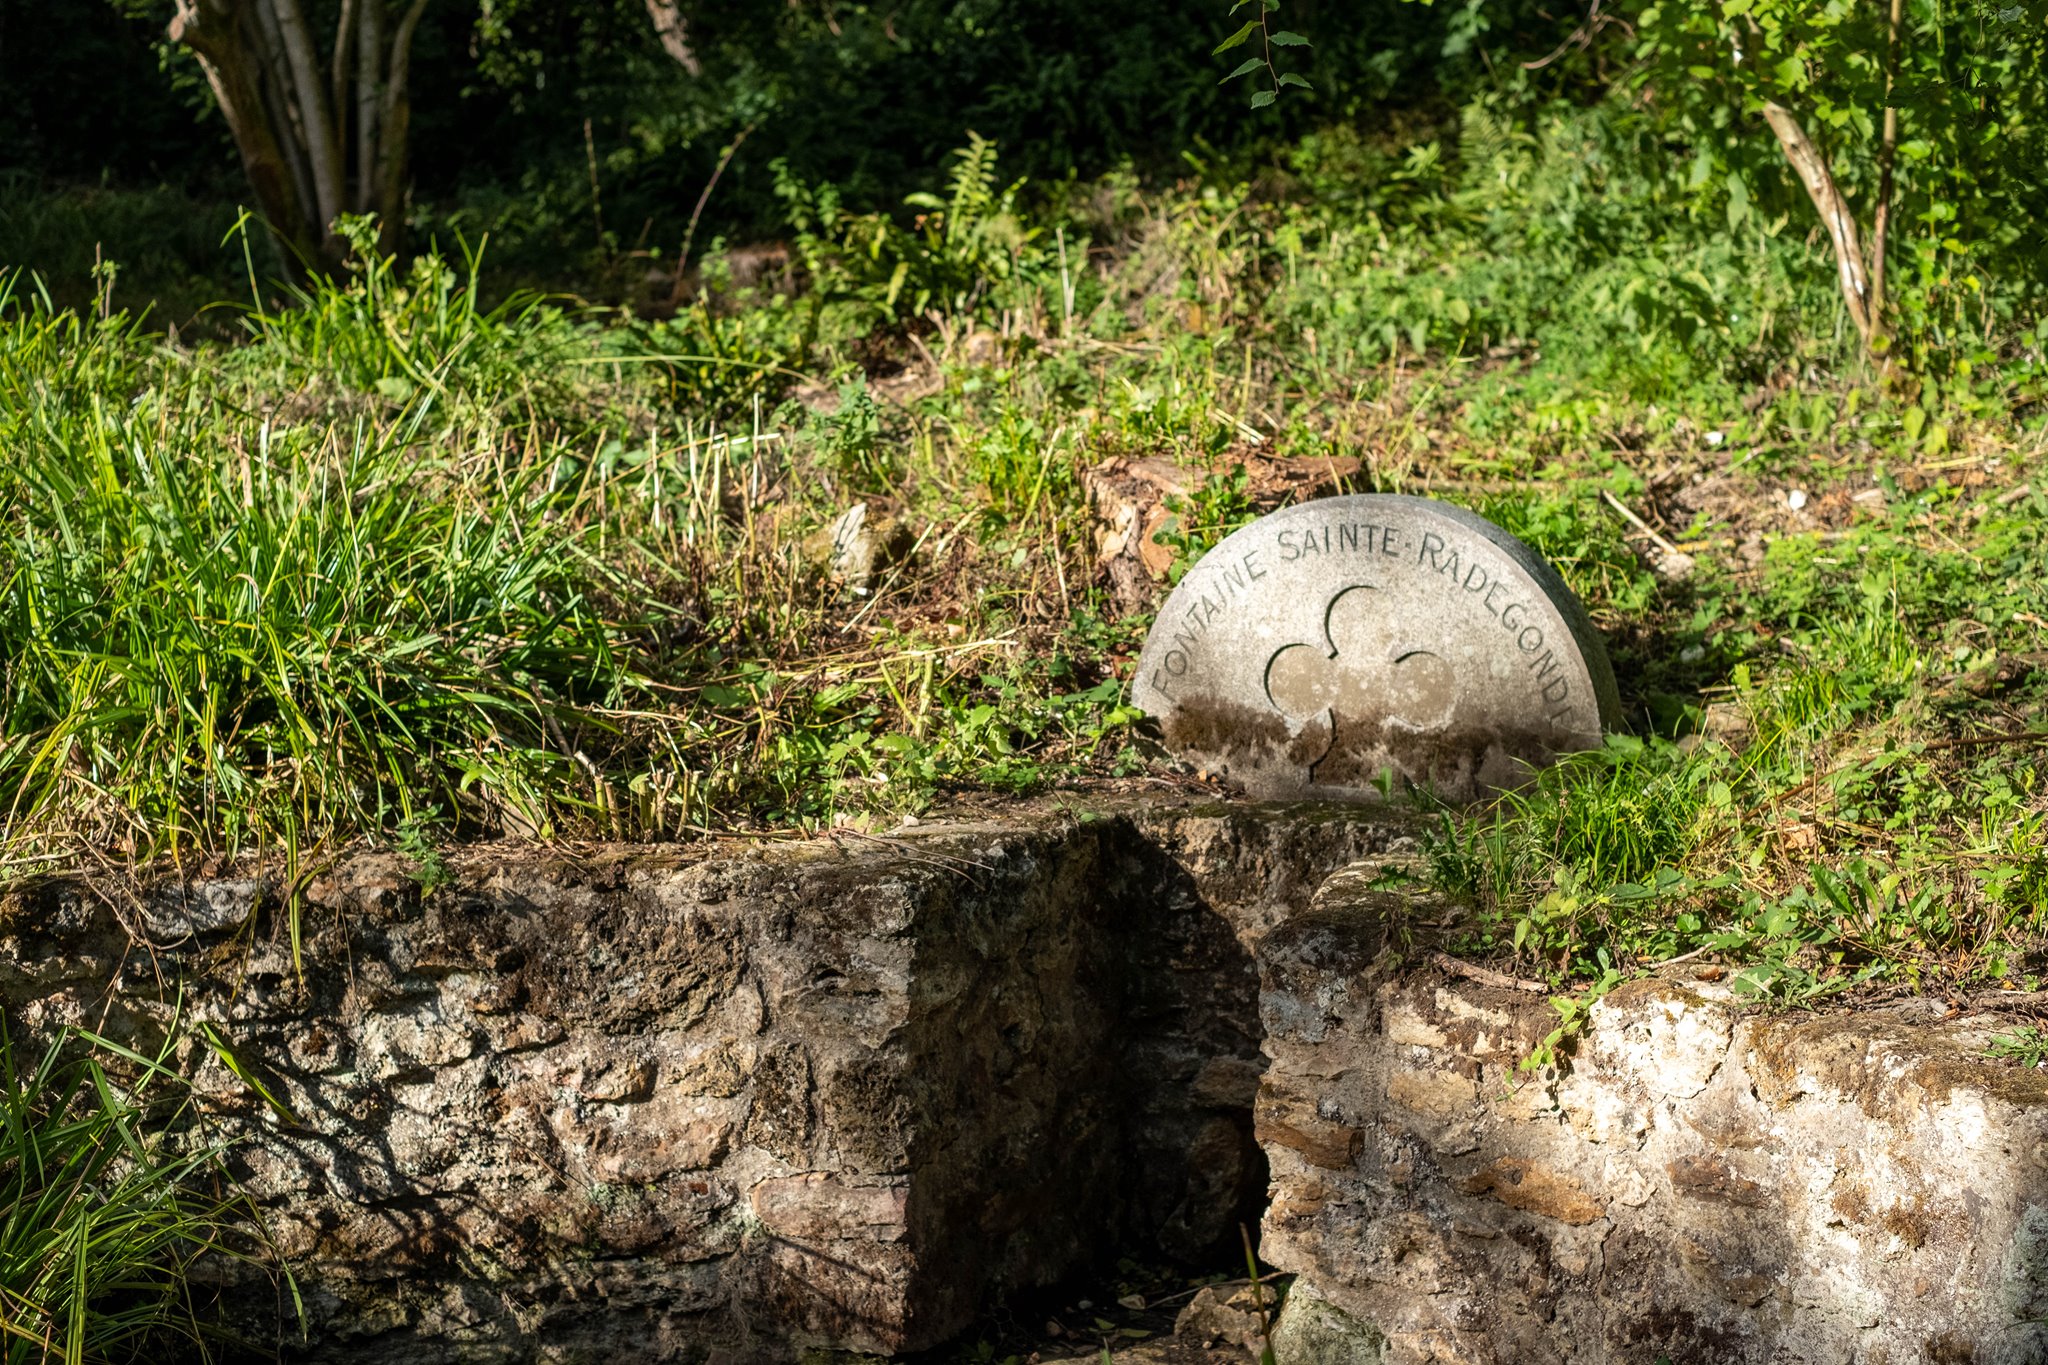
[16,806,2048,1363]
[1,801,1402,1363]
[1256,871,2048,1365]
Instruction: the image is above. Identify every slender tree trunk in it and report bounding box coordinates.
[332,0,357,162]
[168,0,431,276]
[356,0,383,213]
[1869,0,1905,338]
[377,0,431,258]
[267,0,345,240]
[1763,101,1874,344]
[644,0,702,75]
[170,0,321,266]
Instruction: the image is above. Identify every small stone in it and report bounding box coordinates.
[805,503,913,590]
[1700,701,1752,751]
[1270,1284,1388,1365]
[1172,1285,1263,1353]
[1134,495,1618,802]
[1653,549,1696,584]
[140,879,263,942]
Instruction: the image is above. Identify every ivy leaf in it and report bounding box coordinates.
[1221,56,1263,83]
[1270,30,1311,46]
[1250,89,1277,108]
[1213,20,1259,54]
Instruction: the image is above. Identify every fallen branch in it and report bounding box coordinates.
[1600,487,1682,557]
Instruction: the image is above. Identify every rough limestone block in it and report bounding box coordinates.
[1255,881,2048,1365]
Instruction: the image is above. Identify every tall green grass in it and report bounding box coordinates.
[0,1020,262,1364]
[0,268,651,861]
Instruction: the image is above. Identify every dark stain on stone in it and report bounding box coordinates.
[1162,696,1329,772]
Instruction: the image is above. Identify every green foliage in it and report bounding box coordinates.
[1216,0,1313,110]
[0,1019,268,1364]
[1987,1026,2048,1068]
[0,269,639,857]
[1155,465,1260,581]
[775,135,1047,325]
[1434,487,2048,1001]
[808,377,894,488]
[1633,0,2048,355]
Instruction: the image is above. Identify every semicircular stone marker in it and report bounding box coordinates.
[1133,494,1621,801]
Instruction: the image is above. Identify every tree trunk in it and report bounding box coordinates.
[1868,0,1905,344]
[1762,101,1874,345]
[376,0,431,259]
[168,0,431,277]
[644,0,702,75]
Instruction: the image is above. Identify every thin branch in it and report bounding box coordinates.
[1431,951,1549,995]
[1600,487,1682,558]
[669,120,757,303]
[1521,0,1626,71]
[1762,101,1873,342]
[376,0,431,254]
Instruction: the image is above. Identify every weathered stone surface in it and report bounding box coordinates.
[1133,495,1621,802]
[1270,1281,1387,1365]
[1255,877,2048,1365]
[2,798,1412,1364]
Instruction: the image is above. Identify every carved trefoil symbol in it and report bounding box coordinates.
[1264,584,1456,787]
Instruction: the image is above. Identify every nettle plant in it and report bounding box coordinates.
[1635,0,2048,365]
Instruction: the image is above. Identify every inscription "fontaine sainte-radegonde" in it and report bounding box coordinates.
[1148,519,1577,725]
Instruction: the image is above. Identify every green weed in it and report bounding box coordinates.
[0,1018,279,1364]
[1987,1027,2048,1068]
